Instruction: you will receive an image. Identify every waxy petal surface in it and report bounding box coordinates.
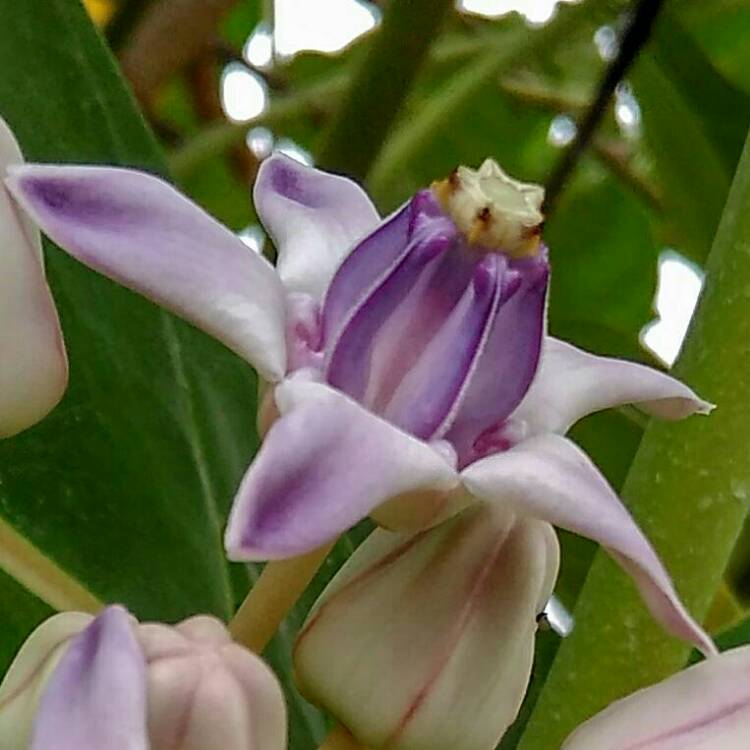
[513,338,712,436]
[225,379,459,560]
[0,119,67,436]
[383,255,501,439]
[31,606,148,750]
[322,201,412,344]
[327,210,504,439]
[322,191,446,344]
[254,153,379,300]
[446,257,548,463]
[7,164,286,381]
[563,645,750,750]
[462,434,715,656]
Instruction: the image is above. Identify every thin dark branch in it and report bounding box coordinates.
[544,0,667,215]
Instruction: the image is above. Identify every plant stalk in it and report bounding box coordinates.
[229,543,333,653]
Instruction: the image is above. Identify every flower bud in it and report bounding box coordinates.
[0,607,286,750]
[294,504,559,750]
[563,645,750,749]
[0,612,93,750]
[138,615,286,750]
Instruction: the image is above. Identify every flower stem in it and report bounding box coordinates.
[228,543,334,653]
[0,516,102,613]
[318,726,365,750]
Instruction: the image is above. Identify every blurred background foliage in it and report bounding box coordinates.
[3,0,750,747]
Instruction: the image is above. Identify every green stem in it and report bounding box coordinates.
[517,124,750,749]
[0,516,102,614]
[316,0,455,180]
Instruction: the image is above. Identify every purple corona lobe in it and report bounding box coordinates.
[322,190,549,446]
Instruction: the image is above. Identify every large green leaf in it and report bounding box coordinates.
[0,0,256,628]
[546,173,660,360]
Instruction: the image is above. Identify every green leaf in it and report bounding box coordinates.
[709,613,750,654]
[0,571,53,673]
[675,0,750,94]
[221,0,262,49]
[0,0,256,624]
[517,121,750,750]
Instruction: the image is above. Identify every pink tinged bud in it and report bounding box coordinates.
[138,615,287,750]
[0,116,67,436]
[563,645,750,750]
[294,504,560,750]
[0,608,287,750]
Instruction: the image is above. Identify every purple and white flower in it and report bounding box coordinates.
[2,128,714,654]
[0,606,287,750]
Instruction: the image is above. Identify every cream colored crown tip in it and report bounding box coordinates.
[432,158,545,257]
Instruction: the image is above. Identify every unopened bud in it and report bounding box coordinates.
[0,607,286,750]
[139,615,286,750]
[294,504,559,750]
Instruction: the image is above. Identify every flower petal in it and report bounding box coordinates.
[254,152,380,300]
[512,338,712,436]
[0,612,93,750]
[31,606,148,750]
[563,645,750,750]
[0,119,67,436]
[445,255,548,464]
[325,214,473,437]
[225,378,459,561]
[322,191,446,344]
[382,255,502,439]
[7,164,286,381]
[461,434,715,656]
[321,201,411,343]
